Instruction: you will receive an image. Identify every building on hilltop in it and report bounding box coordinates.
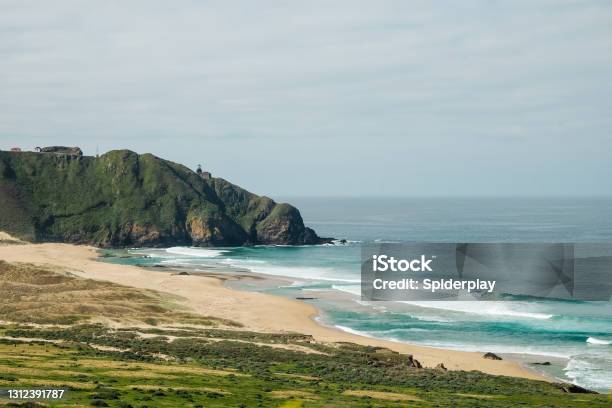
[39,146,83,156]
[196,164,212,180]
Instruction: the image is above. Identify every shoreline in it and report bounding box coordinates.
[0,242,550,382]
[226,269,561,383]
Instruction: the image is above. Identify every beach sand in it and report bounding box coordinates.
[0,242,548,381]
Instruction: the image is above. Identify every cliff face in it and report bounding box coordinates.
[0,149,326,247]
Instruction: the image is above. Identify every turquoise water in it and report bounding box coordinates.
[107,197,612,392]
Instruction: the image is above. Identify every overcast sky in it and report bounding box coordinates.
[1,0,611,197]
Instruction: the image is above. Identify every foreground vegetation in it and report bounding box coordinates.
[2,325,610,408]
[1,261,610,407]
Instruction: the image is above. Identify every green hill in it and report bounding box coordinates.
[0,149,326,247]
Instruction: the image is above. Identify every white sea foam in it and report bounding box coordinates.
[409,314,454,323]
[220,259,360,283]
[586,337,611,345]
[160,259,197,266]
[564,355,612,390]
[400,301,555,320]
[128,249,178,259]
[334,325,376,339]
[222,258,267,265]
[410,341,573,359]
[371,328,430,334]
[278,280,306,288]
[327,283,556,321]
[301,288,334,292]
[165,247,228,258]
[331,284,361,296]
[333,325,572,358]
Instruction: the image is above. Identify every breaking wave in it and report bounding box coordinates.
[400,301,555,320]
[587,337,611,345]
[165,247,229,258]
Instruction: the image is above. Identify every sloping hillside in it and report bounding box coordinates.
[0,149,324,247]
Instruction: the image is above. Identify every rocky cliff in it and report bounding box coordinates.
[0,149,327,247]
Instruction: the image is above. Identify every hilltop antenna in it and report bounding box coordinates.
[96,144,99,158]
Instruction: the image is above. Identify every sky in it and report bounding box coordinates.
[1,0,611,197]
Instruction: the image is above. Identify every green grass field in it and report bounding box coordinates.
[1,261,610,407]
[1,329,610,408]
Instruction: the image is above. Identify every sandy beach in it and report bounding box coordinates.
[0,242,548,381]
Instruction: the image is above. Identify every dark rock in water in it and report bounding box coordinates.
[0,149,327,247]
[560,384,598,394]
[339,239,347,244]
[435,363,447,371]
[532,361,551,366]
[295,297,316,300]
[483,352,503,360]
[407,355,423,368]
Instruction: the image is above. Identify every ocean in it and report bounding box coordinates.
[107,197,612,393]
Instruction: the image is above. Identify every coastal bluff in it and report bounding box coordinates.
[0,148,328,247]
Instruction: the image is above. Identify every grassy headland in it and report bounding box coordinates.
[0,149,323,247]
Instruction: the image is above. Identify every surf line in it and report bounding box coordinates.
[372,278,496,293]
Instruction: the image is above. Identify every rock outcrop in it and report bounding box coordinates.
[435,363,447,371]
[560,384,597,394]
[0,149,329,247]
[39,146,83,156]
[406,355,423,368]
[483,352,503,360]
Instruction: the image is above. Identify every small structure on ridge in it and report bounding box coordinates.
[196,164,211,180]
[39,146,83,156]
